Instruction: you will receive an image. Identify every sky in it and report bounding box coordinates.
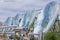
[0,0,60,22]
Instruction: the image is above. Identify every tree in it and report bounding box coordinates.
[44,31,60,40]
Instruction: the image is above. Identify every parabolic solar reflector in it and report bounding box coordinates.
[34,1,59,34]
[19,11,30,28]
[12,14,21,26]
[28,10,41,28]
[19,10,37,28]
[4,17,13,26]
[43,1,59,33]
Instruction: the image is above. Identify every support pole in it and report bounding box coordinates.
[40,28,43,40]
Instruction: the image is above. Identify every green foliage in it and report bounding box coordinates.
[44,31,60,40]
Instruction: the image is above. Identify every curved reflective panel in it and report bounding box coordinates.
[19,11,31,28]
[12,14,22,26]
[43,2,59,33]
[34,1,59,40]
[7,28,13,32]
[4,17,13,26]
[28,10,40,28]
[42,1,57,27]
[19,10,38,28]
[13,14,19,24]
[0,29,5,33]
[34,1,59,33]
[34,9,44,34]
